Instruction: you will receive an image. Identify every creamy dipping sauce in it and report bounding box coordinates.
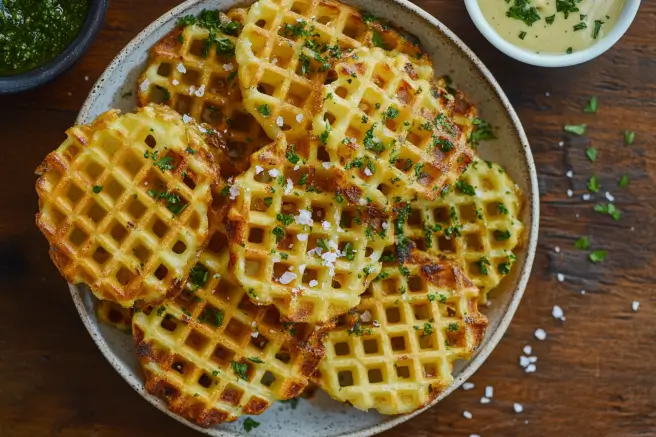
[478,0,626,54]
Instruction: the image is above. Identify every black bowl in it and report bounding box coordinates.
[0,0,109,94]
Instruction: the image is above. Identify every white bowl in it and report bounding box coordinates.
[71,0,539,436]
[464,0,641,67]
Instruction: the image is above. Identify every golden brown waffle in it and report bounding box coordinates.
[225,134,394,323]
[313,46,473,205]
[317,252,487,414]
[235,0,431,142]
[394,159,523,302]
[138,9,270,177]
[96,300,134,332]
[132,229,330,427]
[35,104,219,307]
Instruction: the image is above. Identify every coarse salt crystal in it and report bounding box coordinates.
[139,79,150,92]
[322,221,331,230]
[557,273,565,282]
[580,289,586,295]
[229,185,240,200]
[566,170,573,177]
[194,84,205,97]
[322,162,331,169]
[535,328,547,340]
[523,345,532,355]
[296,113,304,123]
[360,311,372,322]
[462,382,475,390]
[582,193,591,201]
[552,305,565,320]
[278,272,297,285]
[485,386,493,398]
[476,189,483,197]
[285,178,293,194]
[309,279,319,287]
[182,114,194,124]
[364,168,373,176]
[251,331,259,338]
[632,301,640,312]
[463,411,473,419]
[545,91,551,96]
[294,210,313,226]
[528,356,538,363]
[276,116,284,127]
[272,57,278,65]
[554,246,561,253]
[297,234,308,241]
[84,76,89,81]
[299,264,306,275]
[567,189,573,197]
[223,63,234,71]
[480,397,491,404]
[519,356,530,368]
[255,166,264,174]
[172,79,179,85]
[525,364,537,373]
[605,192,615,202]
[558,141,564,147]
[373,320,380,327]
[358,198,367,205]
[177,63,187,74]
[268,169,279,177]
[513,403,524,413]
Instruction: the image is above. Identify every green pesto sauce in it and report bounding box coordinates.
[0,0,89,75]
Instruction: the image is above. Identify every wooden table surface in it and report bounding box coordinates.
[1,1,655,436]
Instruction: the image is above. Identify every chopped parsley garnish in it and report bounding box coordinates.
[384,106,399,120]
[298,173,308,185]
[564,124,586,135]
[476,257,491,276]
[624,130,635,145]
[594,203,621,220]
[423,222,442,249]
[189,264,209,291]
[156,306,167,316]
[153,155,175,171]
[593,20,605,39]
[342,242,355,260]
[155,85,171,101]
[363,125,385,153]
[286,144,300,164]
[447,322,459,331]
[587,175,599,193]
[618,175,629,188]
[202,30,235,57]
[374,271,389,281]
[586,147,597,162]
[335,193,344,203]
[220,186,230,196]
[272,226,285,243]
[276,213,294,226]
[573,22,587,32]
[185,146,196,154]
[319,120,332,145]
[414,322,433,337]
[414,163,424,179]
[92,185,103,194]
[263,197,273,207]
[372,30,385,49]
[589,250,607,263]
[498,203,509,215]
[433,135,454,152]
[348,320,372,336]
[498,259,513,275]
[556,0,581,19]
[583,96,598,113]
[243,418,260,433]
[574,236,591,250]
[148,189,188,216]
[198,306,224,326]
[298,53,311,75]
[248,357,264,363]
[566,47,573,54]
[545,15,556,24]
[257,104,271,117]
[506,0,541,26]
[494,230,511,241]
[434,113,455,135]
[470,117,496,145]
[230,361,249,381]
[316,239,330,251]
[280,20,314,39]
[455,180,476,196]
[519,31,527,40]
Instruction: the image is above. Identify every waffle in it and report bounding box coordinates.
[137,8,270,178]
[225,134,394,323]
[313,46,473,205]
[132,228,330,427]
[35,104,219,307]
[394,159,523,302]
[96,300,134,332]
[317,252,487,414]
[235,0,431,142]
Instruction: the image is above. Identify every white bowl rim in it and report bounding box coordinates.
[464,0,641,68]
[72,0,540,436]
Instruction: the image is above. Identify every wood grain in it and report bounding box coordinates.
[1,1,655,436]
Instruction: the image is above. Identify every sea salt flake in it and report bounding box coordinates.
[255,165,264,174]
[364,168,373,176]
[294,210,313,226]
[182,114,194,124]
[525,364,537,373]
[463,411,473,419]
[360,311,372,322]
[268,169,280,177]
[557,273,565,282]
[297,234,308,241]
[278,272,297,285]
[373,320,380,327]
[285,178,293,194]
[558,141,564,147]
[552,305,565,320]
[223,63,234,71]
[194,84,205,97]
[276,116,284,127]
[309,279,319,287]
[523,345,532,355]
[322,221,331,230]
[485,386,493,398]
[632,301,640,312]
[296,113,304,123]
[299,264,306,275]
[567,189,573,197]
[177,63,187,74]
[582,193,591,201]
[228,185,240,200]
[566,170,573,177]
[605,192,615,202]
[322,162,331,169]
[513,403,524,413]
[480,397,491,404]
[519,356,530,368]
[528,356,538,363]
[554,246,561,253]
[172,79,180,85]
[534,328,547,341]
[139,79,150,92]
[462,382,475,390]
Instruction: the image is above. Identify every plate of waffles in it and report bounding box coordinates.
[34,0,539,436]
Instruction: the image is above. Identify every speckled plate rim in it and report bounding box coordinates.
[71,1,539,436]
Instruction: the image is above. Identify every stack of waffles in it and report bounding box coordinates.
[35,0,524,427]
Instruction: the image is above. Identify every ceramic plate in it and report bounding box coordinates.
[71,1,539,436]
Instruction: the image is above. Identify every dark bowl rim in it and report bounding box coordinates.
[0,0,109,94]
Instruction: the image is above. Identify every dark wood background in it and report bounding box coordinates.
[1,1,655,436]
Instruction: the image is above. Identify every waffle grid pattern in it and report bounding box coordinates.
[133,229,328,426]
[318,253,486,414]
[138,9,270,177]
[35,105,218,307]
